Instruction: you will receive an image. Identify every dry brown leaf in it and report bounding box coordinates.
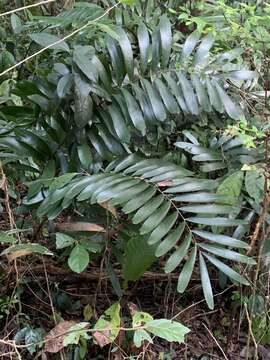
[0,178,5,190]
[56,222,106,233]
[157,180,173,187]
[63,0,75,9]
[127,302,139,317]
[93,328,111,348]
[6,250,33,261]
[100,202,118,218]
[44,320,77,353]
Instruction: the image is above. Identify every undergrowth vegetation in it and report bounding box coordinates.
[0,0,269,359]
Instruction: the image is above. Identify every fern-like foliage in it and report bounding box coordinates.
[1,15,257,172]
[175,131,261,173]
[33,2,105,28]
[36,154,255,309]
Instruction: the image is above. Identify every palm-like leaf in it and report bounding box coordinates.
[36,155,254,308]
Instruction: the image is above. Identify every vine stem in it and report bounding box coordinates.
[0,2,120,78]
[0,0,56,17]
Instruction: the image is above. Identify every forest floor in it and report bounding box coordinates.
[0,203,268,359]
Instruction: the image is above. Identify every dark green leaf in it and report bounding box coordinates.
[192,230,248,249]
[139,201,171,234]
[156,222,185,257]
[177,246,197,293]
[165,233,191,273]
[199,252,214,309]
[187,217,248,226]
[199,243,256,265]
[159,15,172,67]
[30,33,70,52]
[148,212,178,245]
[132,194,164,224]
[121,88,146,134]
[137,22,150,73]
[203,253,250,285]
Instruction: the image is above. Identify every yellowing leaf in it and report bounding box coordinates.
[83,304,93,321]
[100,201,118,218]
[45,320,77,353]
[1,243,53,261]
[145,319,190,343]
[56,222,106,233]
[93,302,121,347]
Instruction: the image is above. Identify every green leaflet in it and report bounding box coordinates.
[77,143,93,169]
[137,22,150,73]
[148,212,178,245]
[110,182,149,205]
[165,233,191,273]
[139,201,171,234]
[96,179,141,203]
[177,72,199,115]
[159,15,172,68]
[122,187,156,214]
[177,246,197,293]
[142,79,166,122]
[192,230,248,249]
[132,194,164,224]
[121,88,146,134]
[181,31,200,60]
[30,33,70,52]
[57,74,72,99]
[151,27,161,71]
[163,73,188,112]
[11,14,22,34]
[0,232,16,244]
[74,88,92,128]
[172,192,226,203]
[187,217,248,226]
[206,78,223,112]
[108,105,130,143]
[106,37,125,85]
[191,74,211,112]
[154,78,180,114]
[180,204,233,214]
[117,28,134,81]
[215,81,242,120]
[156,222,185,257]
[193,33,214,67]
[199,243,256,265]
[90,175,127,203]
[199,252,214,310]
[73,45,96,82]
[203,253,250,285]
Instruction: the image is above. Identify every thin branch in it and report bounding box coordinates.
[0,2,120,78]
[244,303,258,355]
[0,0,56,17]
[203,323,229,360]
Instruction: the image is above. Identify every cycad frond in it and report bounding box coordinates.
[36,155,254,309]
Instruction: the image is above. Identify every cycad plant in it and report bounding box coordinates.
[0,0,264,310]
